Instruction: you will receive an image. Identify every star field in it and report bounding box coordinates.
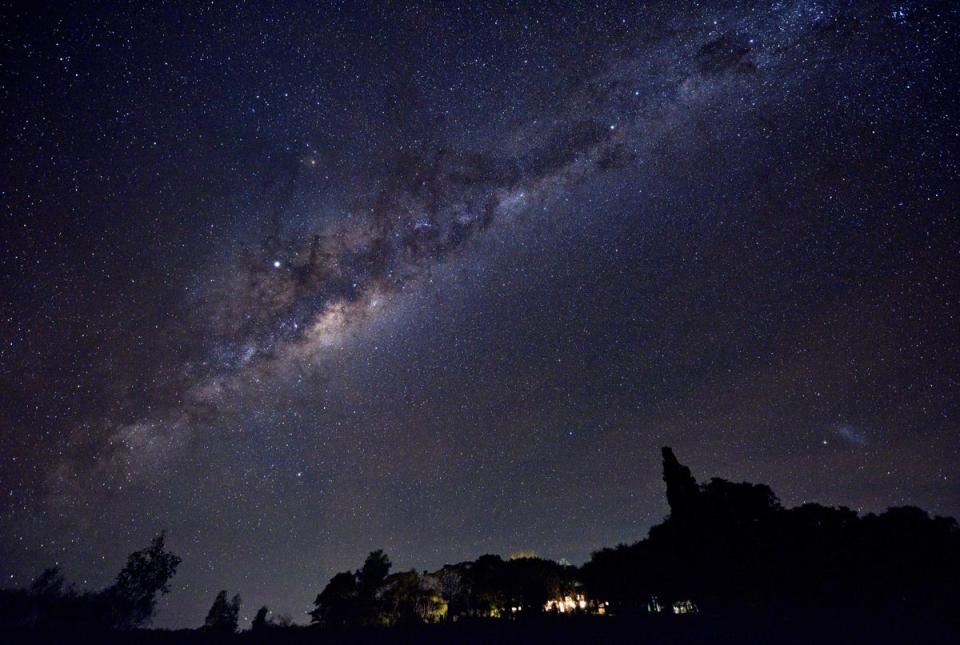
[1,0,959,628]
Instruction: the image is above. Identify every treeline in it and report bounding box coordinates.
[305,549,578,629]
[299,448,960,631]
[583,448,960,619]
[2,448,958,642]
[0,533,181,633]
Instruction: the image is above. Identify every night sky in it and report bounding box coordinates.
[2,0,959,629]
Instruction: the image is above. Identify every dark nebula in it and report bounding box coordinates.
[1,0,958,627]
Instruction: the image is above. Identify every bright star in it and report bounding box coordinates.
[273,260,281,268]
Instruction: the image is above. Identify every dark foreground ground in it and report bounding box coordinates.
[7,613,959,645]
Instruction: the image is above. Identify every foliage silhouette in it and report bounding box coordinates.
[104,532,182,629]
[250,606,270,632]
[2,451,958,643]
[203,590,241,634]
[308,570,359,628]
[581,447,960,625]
[0,531,180,635]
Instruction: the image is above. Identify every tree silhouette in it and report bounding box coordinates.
[464,554,508,617]
[251,605,270,632]
[309,571,359,628]
[28,566,66,597]
[204,590,241,634]
[103,531,182,629]
[661,446,700,518]
[379,570,424,626]
[379,569,448,625]
[358,549,391,595]
[0,532,182,633]
[503,556,573,613]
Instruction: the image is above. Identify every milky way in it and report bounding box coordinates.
[2,0,958,627]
